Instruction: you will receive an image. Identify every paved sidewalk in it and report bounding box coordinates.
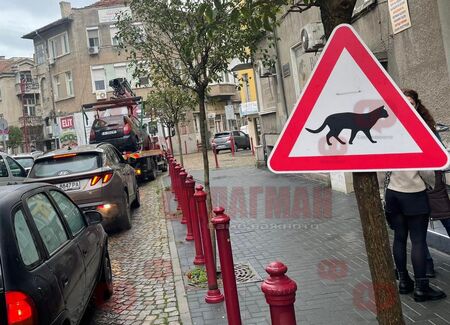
[165,166,450,325]
[174,149,255,171]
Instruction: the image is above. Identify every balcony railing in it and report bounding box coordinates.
[19,115,43,126]
[208,84,238,98]
[15,81,40,96]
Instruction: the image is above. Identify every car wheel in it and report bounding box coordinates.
[131,186,141,208]
[120,194,132,230]
[94,249,113,306]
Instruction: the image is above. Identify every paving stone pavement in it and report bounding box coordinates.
[165,166,450,325]
[83,179,186,325]
[176,149,255,171]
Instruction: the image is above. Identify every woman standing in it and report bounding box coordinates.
[384,89,446,302]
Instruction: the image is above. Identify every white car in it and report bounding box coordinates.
[0,152,28,185]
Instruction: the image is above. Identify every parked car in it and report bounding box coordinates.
[211,131,250,153]
[25,143,140,231]
[0,183,112,324]
[89,115,150,153]
[13,151,43,174]
[0,152,28,185]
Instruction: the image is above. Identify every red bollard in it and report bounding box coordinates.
[261,262,297,325]
[212,207,242,325]
[184,175,194,241]
[174,164,181,209]
[212,144,220,169]
[187,176,204,263]
[179,169,188,224]
[250,137,255,156]
[194,185,224,304]
[230,135,235,157]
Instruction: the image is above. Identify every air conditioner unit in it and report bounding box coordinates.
[48,57,55,65]
[301,22,325,52]
[88,46,99,55]
[95,90,107,100]
[258,62,276,78]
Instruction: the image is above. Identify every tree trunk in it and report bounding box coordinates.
[175,122,184,166]
[353,173,405,325]
[317,0,358,38]
[317,3,404,323]
[197,89,212,212]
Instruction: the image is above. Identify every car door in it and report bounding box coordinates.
[112,146,135,198]
[5,156,27,184]
[25,192,86,324]
[240,131,250,147]
[0,155,10,186]
[49,189,102,307]
[232,131,242,147]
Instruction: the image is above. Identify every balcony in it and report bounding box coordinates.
[19,115,43,127]
[15,81,40,96]
[207,84,238,99]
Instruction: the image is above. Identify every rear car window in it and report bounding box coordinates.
[93,116,124,128]
[214,132,231,138]
[14,209,40,266]
[14,157,34,169]
[27,193,69,255]
[29,153,101,178]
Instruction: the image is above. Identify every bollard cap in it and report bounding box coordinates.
[186,175,195,187]
[261,261,297,301]
[211,207,230,226]
[193,184,206,200]
[174,164,181,170]
[180,171,187,178]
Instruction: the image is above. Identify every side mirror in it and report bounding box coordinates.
[84,211,103,225]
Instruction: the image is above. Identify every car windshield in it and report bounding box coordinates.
[29,153,101,177]
[14,157,34,168]
[214,132,231,138]
[93,116,124,128]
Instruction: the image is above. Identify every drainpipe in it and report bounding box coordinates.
[273,25,289,124]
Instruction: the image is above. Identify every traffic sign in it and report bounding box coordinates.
[0,118,8,131]
[268,24,449,173]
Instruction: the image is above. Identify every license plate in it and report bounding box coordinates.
[56,181,81,191]
[217,145,226,149]
[102,130,117,136]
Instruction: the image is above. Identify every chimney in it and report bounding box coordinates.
[60,1,72,18]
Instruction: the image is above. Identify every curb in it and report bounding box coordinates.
[161,177,193,325]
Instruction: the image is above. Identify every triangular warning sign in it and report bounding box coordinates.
[268,24,449,173]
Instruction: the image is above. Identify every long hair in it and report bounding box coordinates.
[402,89,436,132]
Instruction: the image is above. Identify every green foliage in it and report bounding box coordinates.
[7,126,23,150]
[186,267,208,285]
[145,83,196,128]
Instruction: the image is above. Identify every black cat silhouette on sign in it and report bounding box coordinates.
[305,106,389,146]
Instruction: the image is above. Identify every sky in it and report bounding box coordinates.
[0,0,97,58]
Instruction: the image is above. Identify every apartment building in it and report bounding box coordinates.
[0,57,42,152]
[22,0,151,150]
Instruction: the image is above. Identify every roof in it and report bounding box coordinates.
[37,144,104,160]
[22,17,72,40]
[0,183,49,204]
[0,57,32,74]
[81,0,126,9]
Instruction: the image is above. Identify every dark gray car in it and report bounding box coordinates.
[211,131,250,153]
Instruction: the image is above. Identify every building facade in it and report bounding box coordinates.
[0,57,42,152]
[22,0,152,151]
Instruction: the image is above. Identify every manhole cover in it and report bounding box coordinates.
[233,262,262,285]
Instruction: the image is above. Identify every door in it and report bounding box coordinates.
[25,192,86,324]
[5,156,27,184]
[49,189,102,301]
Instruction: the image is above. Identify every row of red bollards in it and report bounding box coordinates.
[166,152,297,325]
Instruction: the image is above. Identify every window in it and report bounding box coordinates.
[133,23,146,43]
[20,72,33,84]
[23,97,36,116]
[35,43,46,65]
[110,25,119,46]
[65,71,73,96]
[50,191,85,235]
[29,153,101,178]
[0,157,8,177]
[6,157,27,177]
[87,28,99,47]
[53,74,61,100]
[114,64,127,79]
[14,209,40,266]
[91,67,106,91]
[27,193,68,255]
[137,76,149,87]
[48,32,70,59]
